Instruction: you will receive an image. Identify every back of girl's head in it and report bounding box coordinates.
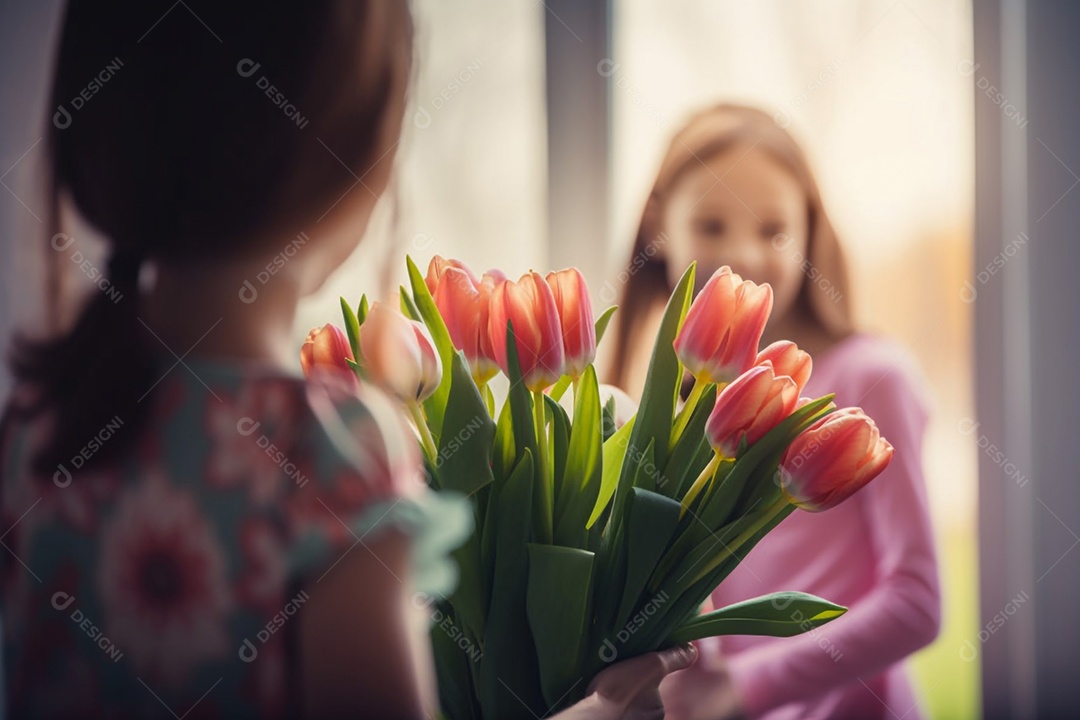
[8,0,413,475]
[608,102,853,389]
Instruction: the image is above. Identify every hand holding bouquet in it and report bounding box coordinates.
[303,257,893,719]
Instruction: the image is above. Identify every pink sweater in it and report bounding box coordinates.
[702,333,941,719]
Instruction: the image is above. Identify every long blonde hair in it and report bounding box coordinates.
[607,103,853,390]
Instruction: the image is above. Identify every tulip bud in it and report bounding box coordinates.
[488,271,565,391]
[425,255,478,296]
[300,324,356,382]
[756,340,812,394]
[777,407,894,511]
[360,302,442,403]
[430,265,503,384]
[674,266,773,385]
[546,268,596,378]
[705,364,798,458]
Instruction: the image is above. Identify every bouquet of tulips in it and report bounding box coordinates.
[302,257,894,719]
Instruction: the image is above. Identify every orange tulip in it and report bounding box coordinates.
[300,324,355,382]
[705,363,798,458]
[778,407,894,511]
[546,268,596,378]
[488,271,565,391]
[428,261,504,384]
[360,302,442,403]
[673,266,773,385]
[425,255,478,295]
[756,340,812,394]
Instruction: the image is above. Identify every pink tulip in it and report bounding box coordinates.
[674,266,773,385]
[488,271,565,391]
[360,302,442,403]
[705,363,799,458]
[756,340,812,394]
[778,407,894,511]
[300,324,355,382]
[546,268,596,378]
[425,255,478,295]
[428,261,504,384]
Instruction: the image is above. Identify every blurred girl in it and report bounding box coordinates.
[0,2,691,718]
[607,104,940,720]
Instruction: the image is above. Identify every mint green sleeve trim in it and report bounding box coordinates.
[287,490,474,598]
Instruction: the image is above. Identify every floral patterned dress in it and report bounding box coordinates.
[0,357,471,719]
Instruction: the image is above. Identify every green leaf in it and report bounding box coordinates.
[477,451,545,718]
[601,394,617,442]
[549,305,618,402]
[481,382,496,418]
[610,263,695,530]
[503,321,548,544]
[400,285,422,321]
[554,366,603,548]
[437,352,496,497]
[407,255,456,440]
[586,415,636,529]
[430,599,482,720]
[545,395,571,501]
[661,384,717,498]
[492,396,516,482]
[613,487,682,632]
[448,530,486,645]
[632,503,797,655]
[526,544,595,708]
[665,592,847,645]
[594,443,662,637]
[594,305,618,346]
[339,296,362,361]
[357,294,369,325]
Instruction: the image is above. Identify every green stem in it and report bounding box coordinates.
[670,376,707,448]
[688,496,789,586]
[679,451,721,519]
[533,389,553,543]
[408,402,438,466]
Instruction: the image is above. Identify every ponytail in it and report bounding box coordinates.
[10,239,156,476]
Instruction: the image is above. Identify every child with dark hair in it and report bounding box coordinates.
[0,2,693,717]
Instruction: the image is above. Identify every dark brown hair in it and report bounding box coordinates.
[7,0,413,475]
[607,103,853,391]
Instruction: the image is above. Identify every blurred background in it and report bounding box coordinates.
[2,1,1078,718]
